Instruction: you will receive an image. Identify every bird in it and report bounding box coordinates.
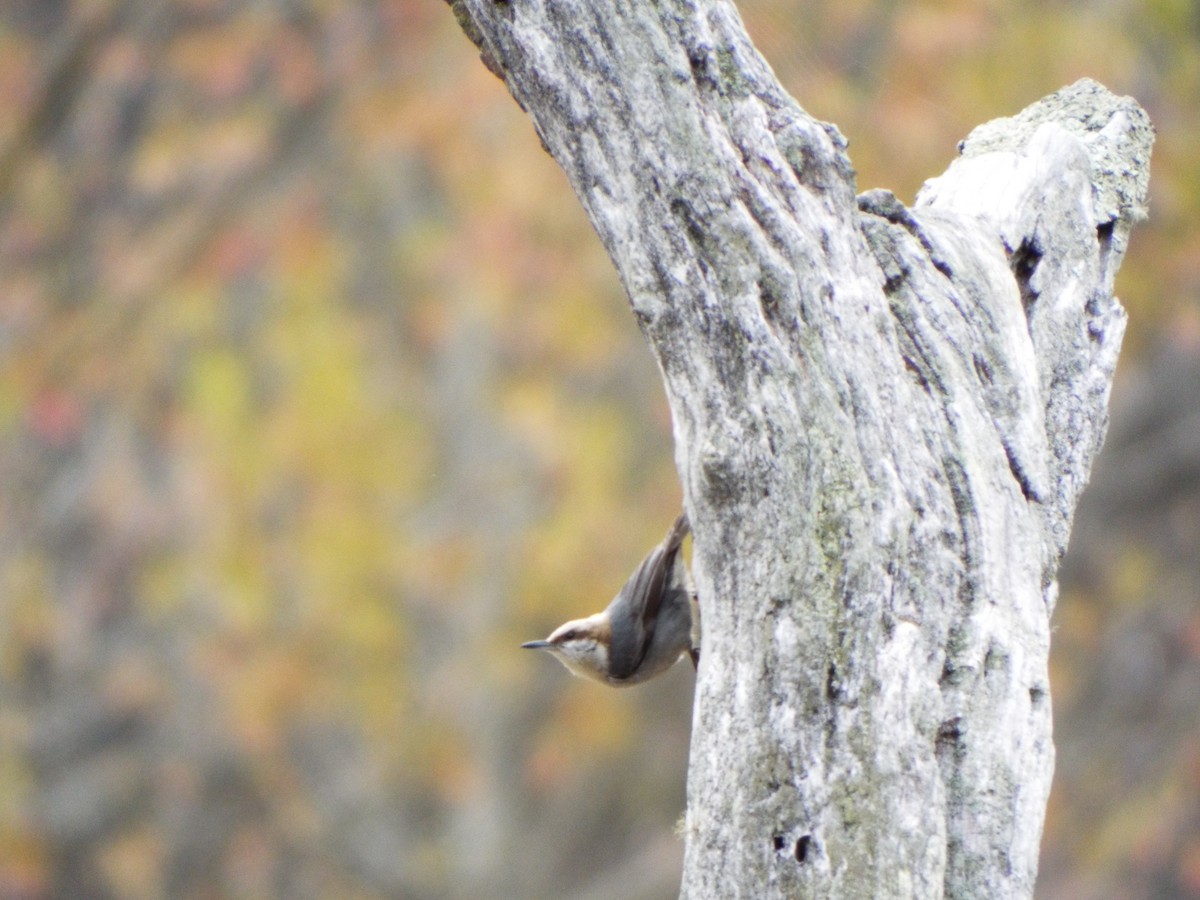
[521,513,698,686]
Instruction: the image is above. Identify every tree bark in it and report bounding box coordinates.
[447,0,1153,895]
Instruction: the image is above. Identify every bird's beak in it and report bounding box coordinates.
[521,640,552,650]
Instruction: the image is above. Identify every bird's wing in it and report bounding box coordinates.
[606,513,689,680]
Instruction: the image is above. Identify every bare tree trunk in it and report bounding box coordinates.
[447,0,1152,895]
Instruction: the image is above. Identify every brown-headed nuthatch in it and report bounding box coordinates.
[522,513,698,686]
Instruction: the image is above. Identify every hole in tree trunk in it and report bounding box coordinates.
[795,835,812,863]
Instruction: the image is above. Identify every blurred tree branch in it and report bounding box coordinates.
[0,3,119,202]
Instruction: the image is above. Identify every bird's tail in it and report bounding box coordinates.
[663,511,690,553]
[665,512,699,669]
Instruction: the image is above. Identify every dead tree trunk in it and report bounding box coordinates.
[447,0,1153,895]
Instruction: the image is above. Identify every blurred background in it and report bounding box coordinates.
[0,0,1195,898]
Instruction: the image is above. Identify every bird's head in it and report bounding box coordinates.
[522,613,613,684]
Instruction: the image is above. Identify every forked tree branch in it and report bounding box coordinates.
[447,0,1153,895]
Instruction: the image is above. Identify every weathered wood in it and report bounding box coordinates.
[447,0,1153,894]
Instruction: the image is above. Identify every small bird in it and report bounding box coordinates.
[522,513,698,686]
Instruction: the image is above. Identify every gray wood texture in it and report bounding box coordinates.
[448,0,1153,893]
